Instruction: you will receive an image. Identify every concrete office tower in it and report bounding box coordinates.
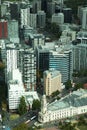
[20,7,30,28]
[10,3,19,20]
[18,48,36,91]
[37,11,46,28]
[73,44,87,71]
[0,20,8,39]
[82,8,87,29]
[32,0,41,13]
[1,4,8,17]
[8,20,19,43]
[63,8,72,23]
[52,13,64,25]
[41,0,47,12]
[47,1,55,16]
[78,6,84,24]
[28,13,37,28]
[49,49,73,83]
[43,70,62,96]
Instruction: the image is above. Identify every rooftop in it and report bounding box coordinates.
[44,70,61,78]
[48,89,87,111]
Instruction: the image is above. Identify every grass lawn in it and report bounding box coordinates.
[78,125,87,130]
[10,114,19,120]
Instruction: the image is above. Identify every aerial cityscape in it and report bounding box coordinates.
[0,0,87,130]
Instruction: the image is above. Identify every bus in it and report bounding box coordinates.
[25,120,30,124]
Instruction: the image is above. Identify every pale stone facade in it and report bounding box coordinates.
[38,89,87,123]
[43,70,62,96]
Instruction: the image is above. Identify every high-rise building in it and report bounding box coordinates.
[63,8,72,23]
[0,20,8,39]
[6,48,18,81]
[73,43,87,71]
[37,44,73,83]
[32,0,41,13]
[37,47,49,77]
[41,0,47,12]
[47,1,55,16]
[1,4,8,17]
[49,49,73,83]
[37,10,46,28]
[43,70,62,96]
[8,20,19,43]
[18,48,36,91]
[20,6,30,28]
[10,3,19,20]
[82,8,87,29]
[28,13,37,28]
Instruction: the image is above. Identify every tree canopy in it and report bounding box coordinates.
[32,99,41,111]
[45,21,62,39]
[18,96,27,115]
[13,123,28,130]
[0,62,5,70]
[65,80,72,90]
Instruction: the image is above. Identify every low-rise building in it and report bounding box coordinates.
[8,69,39,110]
[38,89,87,123]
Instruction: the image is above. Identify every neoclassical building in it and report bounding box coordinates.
[38,89,87,123]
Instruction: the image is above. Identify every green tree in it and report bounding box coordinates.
[0,62,5,70]
[65,80,72,90]
[45,21,61,39]
[50,22,61,38]
[78,116,86,125]
[32,99,41,111]
[13,123,28,130]
[51,90,60,97]
[74,83,83,90]
[18,96,27,115]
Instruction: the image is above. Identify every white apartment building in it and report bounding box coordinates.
[20,7,30,28]
[38,89,87,123]
[43,70,62,96]
[6,48,18,81]
[8,69,25,110]
[8,69,39,110]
